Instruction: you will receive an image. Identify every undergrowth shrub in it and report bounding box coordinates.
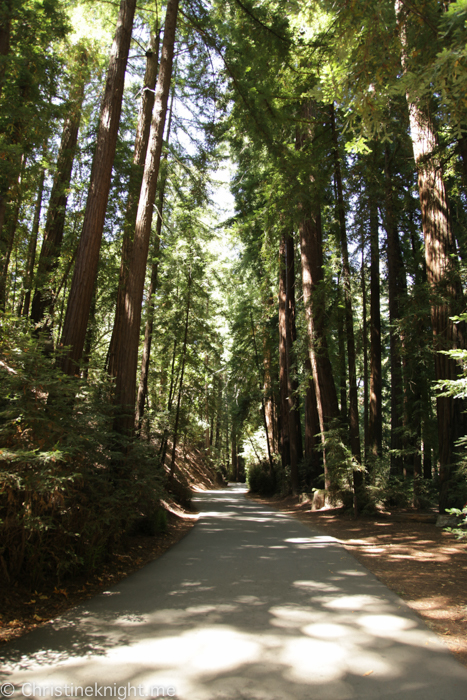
[0,315,165,586]
[247,457,288,497]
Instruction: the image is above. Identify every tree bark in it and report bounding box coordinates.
[395,0,466,510]
[0,0,13,99]
[135,82,174,432]
[304,355,321,486]
[368,185,383,462]
[361,234,369,461]
[59,0,137,376]
[107,27,160,376]
[299,210,340,490]
[31,72,86,329]
[331,105,361,466]
[0,155,24,309]
[285,231,302,493]
[278,233,290,469]
[113,0,179,438]
[169,268,191,483]
[22,159,46,318]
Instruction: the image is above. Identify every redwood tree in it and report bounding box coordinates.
[58,0,137,376]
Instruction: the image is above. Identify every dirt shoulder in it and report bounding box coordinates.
[254,494,467,669]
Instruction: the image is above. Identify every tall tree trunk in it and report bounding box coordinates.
[304,355,321,487]
[58,0,137,376]
[250,311,273,473]
[31,72,86,329]
[107,27,160,376]
[299,210,340,490]
[395,0,466,510]
[135,82,175,432]
[337,291,347,422]
[361,234,369,462]
[263,339,275,455]
[331,105,361,467]
[0,0,13,99]
[169,268,191,483]
[135,222,160,434]
[22,159,46,318]
[159,334,179,469]
[285,231,302,493]
[231,424,238,481]
[368,188,383,462]
[0,156,24,309]
[278,233,290,469]
[296,103,339,488]
[113,0,179,438]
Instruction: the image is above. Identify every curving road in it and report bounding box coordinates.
[2,484,467,699]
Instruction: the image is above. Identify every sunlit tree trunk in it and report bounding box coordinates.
[299,210,339,490]
[135,84,175,432]
[107,27,160,376]
[278,233,290,469]
[113,0,179,438]
[22,158,46,318]
[304,355,321,487]
[59,0,137,375]
[395,0,466,510]
[331,105,361,468]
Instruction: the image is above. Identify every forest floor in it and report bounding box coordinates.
[253,494,467,670]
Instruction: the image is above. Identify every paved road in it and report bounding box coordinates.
[2,484,467,700]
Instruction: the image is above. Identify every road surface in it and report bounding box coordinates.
[2,484,467,699]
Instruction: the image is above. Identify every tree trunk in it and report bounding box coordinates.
[135,232,160,434]
[299,210,340,490]
[0,0,13,99]
[22,160,46,318]
[135,82,175,432]
[285,231,302,493]
[278,233,290,469]
[0,156,24,310]
[113,0,179,438]
[250,311,274,473]
[169,268,191,483]
[59,0,137,376]
[384,145,406,475]
[331,105,361,467]
[263,339,275,455]
[368,187,383,462]
[361,235,369,461]
[395,0,466,510]
[107,27,160,376]
[304,355,321,486]
[31,73,86,329]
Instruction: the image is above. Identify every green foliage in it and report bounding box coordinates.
[0,314,165,585]
[322,422,362,496]
[247,458,288,497]
[444,505,467,539]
